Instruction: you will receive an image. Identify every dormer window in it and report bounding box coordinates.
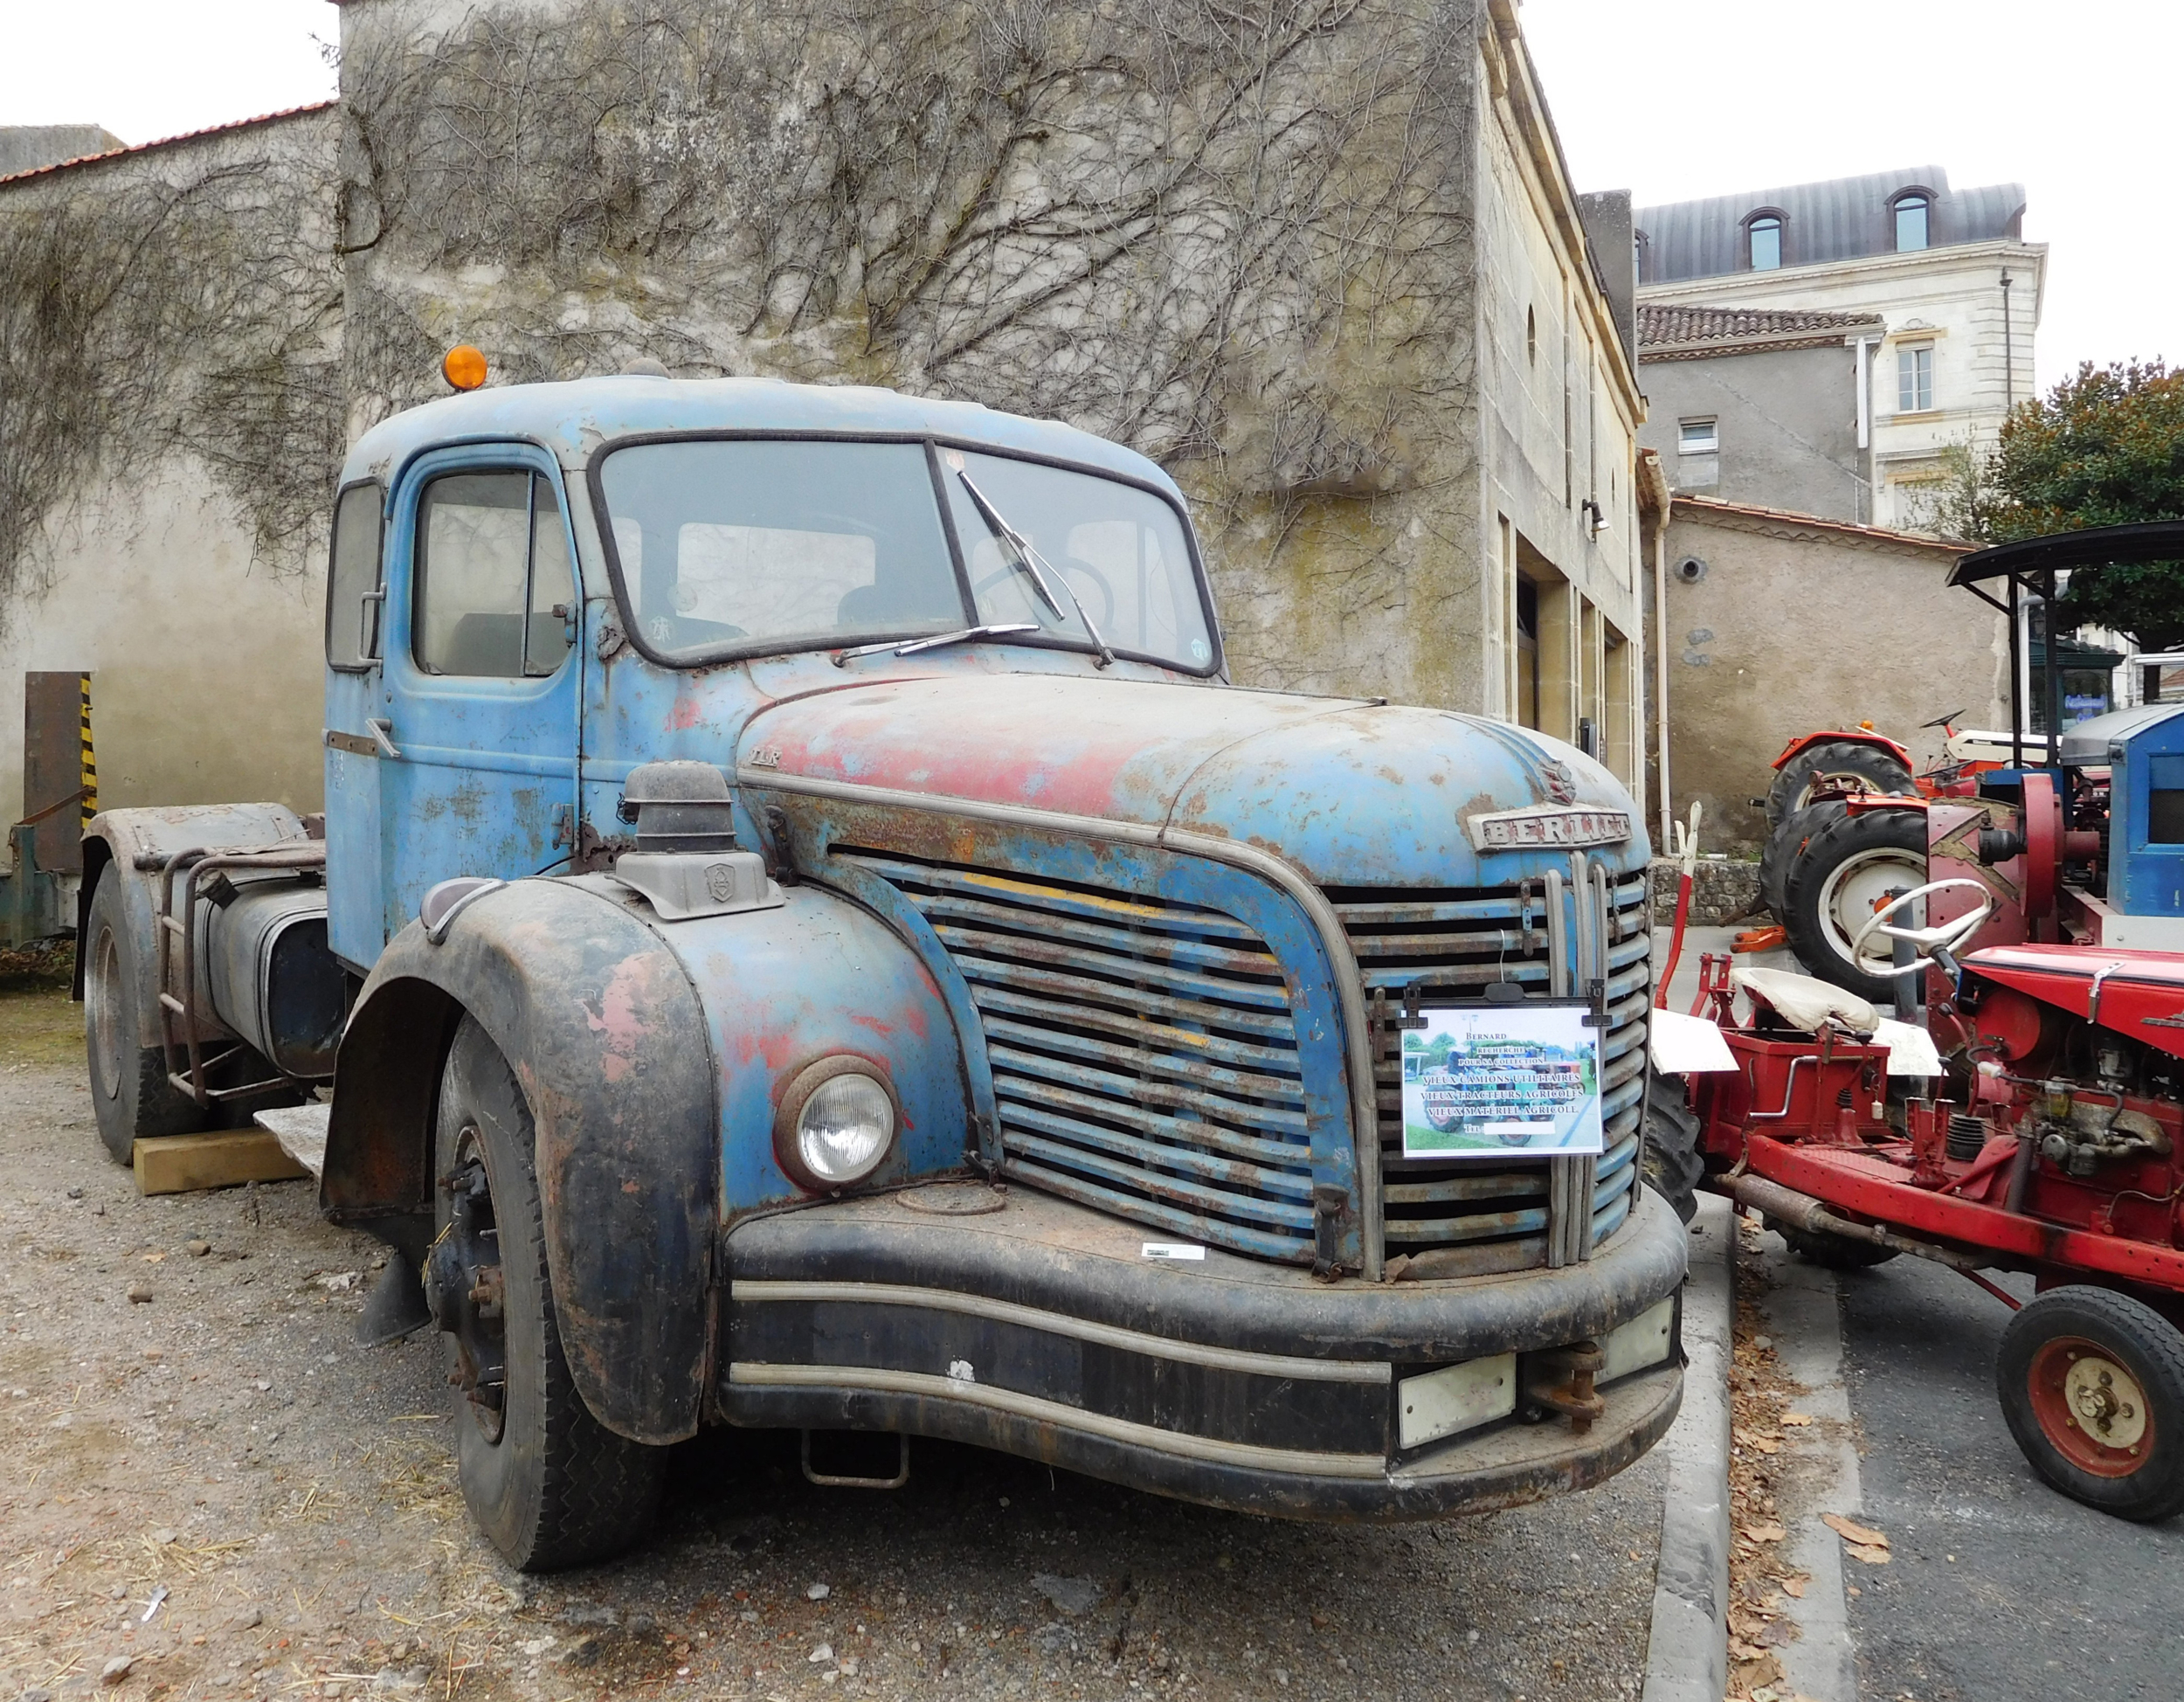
[1747,213,1783,271]
[1894,192,1931,253]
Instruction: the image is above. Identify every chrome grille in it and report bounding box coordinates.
[839,852,1317,1263]
[1337,874,1652,1273]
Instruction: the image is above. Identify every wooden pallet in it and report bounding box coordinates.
[133,1127,310,1195]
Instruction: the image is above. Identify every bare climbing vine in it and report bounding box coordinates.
[0,117,343,635]
[3,1,1489,694]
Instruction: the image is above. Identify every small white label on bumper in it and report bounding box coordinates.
[1141,1242,1206,1261]
[1397,1353,1517,1450]
[1600,1297,1676,1385]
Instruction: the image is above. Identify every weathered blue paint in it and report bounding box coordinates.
[628,881,973,1213]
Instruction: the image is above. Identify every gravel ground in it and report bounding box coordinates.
[2,974,1668,1702]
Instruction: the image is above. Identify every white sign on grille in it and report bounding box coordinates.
[1465,805,1630,850]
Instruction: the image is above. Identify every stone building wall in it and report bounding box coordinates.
[1656,495,2004,855]
[0,107,342,841]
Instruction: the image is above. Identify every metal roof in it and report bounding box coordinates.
[341,376,1178,495]
[1635,167,2025,284]
[1952,521,2184,587]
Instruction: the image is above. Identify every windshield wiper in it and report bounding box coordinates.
[956,472,1116,668]
[831,622,1040,667]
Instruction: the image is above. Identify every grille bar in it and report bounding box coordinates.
[840,849,1318,1263]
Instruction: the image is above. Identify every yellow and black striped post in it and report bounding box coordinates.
[79,672,96,824]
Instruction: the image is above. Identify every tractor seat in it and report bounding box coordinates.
[1731,966,1880,1035]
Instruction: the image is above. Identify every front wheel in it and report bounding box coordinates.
[1997,1286,2184,1523]
[1641,1073,1703,1225]
[1774,1222,1898,1270]
[427,1016,667,1568]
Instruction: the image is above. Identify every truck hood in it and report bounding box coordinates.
[739,673,1648,888]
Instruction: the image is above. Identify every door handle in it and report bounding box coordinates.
[365,717,402,760]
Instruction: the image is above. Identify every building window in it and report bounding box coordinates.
[1894,193,1930,253]
[1678,418,1718,455]
[1897,342,1934,412]
[1748,214,1782,271]
[1526,305,1537,365]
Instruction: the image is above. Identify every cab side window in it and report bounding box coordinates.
[414,469,577,678]
[325,482,385,668]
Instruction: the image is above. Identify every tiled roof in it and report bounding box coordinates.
[1671,494,1971,553]
[0,102,336,189]
[1640,304,1880,346]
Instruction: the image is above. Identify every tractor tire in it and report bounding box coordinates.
[1765,738,1914,833]
[1641,1072,1704,1225]
[1759,799,1846,922]
[1774,1222,1900,1270]
[83,869,210,1165]
[1781,806,1928,1006]
[432,1015,666,1569]
[1996,1285,2184,1523]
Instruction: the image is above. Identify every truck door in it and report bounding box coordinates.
[371,447,584,944]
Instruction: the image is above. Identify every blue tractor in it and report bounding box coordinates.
[77,370,1683,1567]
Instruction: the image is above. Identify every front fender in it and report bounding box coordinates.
[323,870,976,1446]
[324,877,716,1444]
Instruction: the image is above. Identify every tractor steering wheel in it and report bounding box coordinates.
[1845,877,1994,978]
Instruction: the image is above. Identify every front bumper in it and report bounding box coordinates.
[720,1181,1687,1519]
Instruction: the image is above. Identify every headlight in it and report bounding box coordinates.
[776,1058,898,1191]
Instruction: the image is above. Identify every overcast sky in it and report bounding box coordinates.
[2,0,2174,391]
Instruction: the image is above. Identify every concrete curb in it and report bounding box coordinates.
[1640,1193,1733,1702]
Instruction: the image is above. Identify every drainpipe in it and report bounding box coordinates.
[1654,499,1672,848]
[1853,335,1875,525]
[2001,271,2015,412]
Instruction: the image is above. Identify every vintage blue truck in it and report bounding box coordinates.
[76,372,1684,1567]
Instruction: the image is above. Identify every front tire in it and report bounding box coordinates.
[84,870,208,1165]
[431,1016,666,1568]
[1774,1222,1899,1270]
[1997,1286,2184,1523]
[1641,1072,1703,1225]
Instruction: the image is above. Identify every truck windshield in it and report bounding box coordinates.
[594,438,1214,671]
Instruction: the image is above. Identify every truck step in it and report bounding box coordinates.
[252,1102,331,1181]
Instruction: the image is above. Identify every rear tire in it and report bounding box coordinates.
[1641,1072,1704,1225]
[1781,806,1927,1005]
[432,1016,666,1569]
[1759,799,1845,922]
[1997,1286,2184,1523]
[83,870,208,1165]
[1766,739,1913,832]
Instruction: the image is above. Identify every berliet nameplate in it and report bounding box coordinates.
[1465,805,1630,850]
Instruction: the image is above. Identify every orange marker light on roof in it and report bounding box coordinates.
[441,345,488,391]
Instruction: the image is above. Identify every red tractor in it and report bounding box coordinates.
[1657,522,2184,1521]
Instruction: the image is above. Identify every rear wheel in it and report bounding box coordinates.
[1641,1073,1703,1225]
[1781,806,1927,1004]
[1760,799,1845,922]
[1766,739,1913,833]
[1997,1286,2184,1522]
[83,870,208,1165]
[427,1016,666,1568]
